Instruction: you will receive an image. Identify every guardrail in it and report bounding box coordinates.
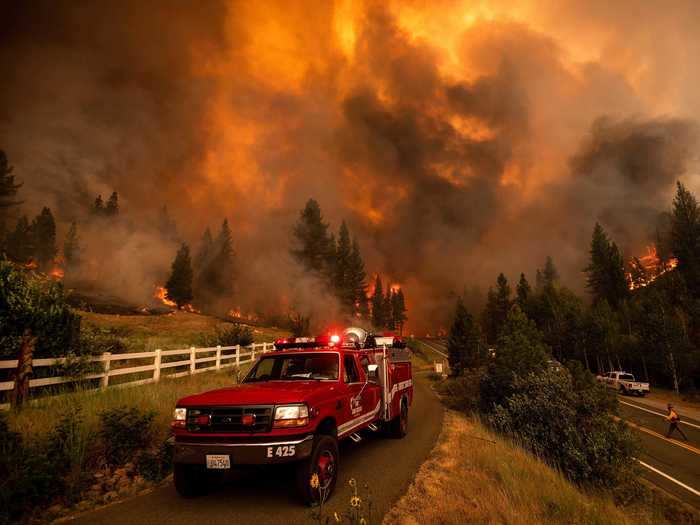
[0,342,273,410]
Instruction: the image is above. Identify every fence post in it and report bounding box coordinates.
[236,344,240,366]
[190,347,196,374]
[263,342,267,352]
[153,349,162,382]
[216,345,222,370]
[101,352,111,389]
[251,344,255,361]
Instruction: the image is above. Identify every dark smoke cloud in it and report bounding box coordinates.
[2,1,699,331]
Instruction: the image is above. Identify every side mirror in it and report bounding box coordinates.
[367,364,379,381]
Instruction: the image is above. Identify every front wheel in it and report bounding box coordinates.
[296,435,339,505]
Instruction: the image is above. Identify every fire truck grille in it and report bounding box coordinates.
[187,406,273,433]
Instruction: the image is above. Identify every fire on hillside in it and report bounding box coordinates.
[153,285,200,313]
[627,245,678,291]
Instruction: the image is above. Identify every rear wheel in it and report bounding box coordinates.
[388,399,408,438]
[619,386,627,396]
[296,435,339,505]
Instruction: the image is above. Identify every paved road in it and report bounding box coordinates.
[71,372,443,525]
[618,397,700,509]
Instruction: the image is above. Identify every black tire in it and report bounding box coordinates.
[388,398,408,439]
[619,386,626,396]
[296,435,339,506]
[174,464,224,497]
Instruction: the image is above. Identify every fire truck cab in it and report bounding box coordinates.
[170,327,413,504]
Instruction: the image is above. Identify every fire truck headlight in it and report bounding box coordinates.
[171,407,187,429]
[273,404,309,428]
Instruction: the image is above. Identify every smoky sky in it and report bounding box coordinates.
[2,0,699,331]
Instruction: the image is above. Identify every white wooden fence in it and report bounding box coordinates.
[0,342,273,409]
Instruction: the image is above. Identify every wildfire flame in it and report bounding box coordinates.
[154,286,177,308]
[627,245,678,290]
[227,308,258,321]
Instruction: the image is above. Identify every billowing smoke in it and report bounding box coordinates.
[2,0,699,331]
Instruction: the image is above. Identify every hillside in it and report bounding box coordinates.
[384,410,687,525]
[78,310,290,351]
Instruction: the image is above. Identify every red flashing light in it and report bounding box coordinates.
[330,334,341,344]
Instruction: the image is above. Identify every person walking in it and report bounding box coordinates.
[665,403,688,441]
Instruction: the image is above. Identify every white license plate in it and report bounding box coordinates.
[206,454,231,469]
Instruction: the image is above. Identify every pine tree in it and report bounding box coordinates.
[194,227,213,272]
[165,243,194,308]
[63,221,81,270]
[542,256,559,288]
[516,273,531,309]
[670,181,700,295]
[212,218,235,296]
[5,216,34,263]
[291,199,333,275]
[384,290,394,330]
[371,275,385,329]
[93,195,105,215]
[393,288,408,334]
[347,239,368,318]
[0,151,22,230]
[447,298,481,374]
[584,223,628,307]
[334,221,353,311]
[482,273,511,344]
[32,207,57,271]
[106,192,119,216]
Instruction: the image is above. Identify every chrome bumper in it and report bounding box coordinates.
[170,434,314,465]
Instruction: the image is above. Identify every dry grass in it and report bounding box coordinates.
[383,410,667,525]
[8,366,250,441]
[79,309,290,350]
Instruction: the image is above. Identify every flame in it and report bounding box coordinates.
[154,286,177,308]
[49,266,65,279]
[627,245,678,290]
[227,308,258,321]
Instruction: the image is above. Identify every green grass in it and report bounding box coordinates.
[79,310,290,351]
[9,366,251,441]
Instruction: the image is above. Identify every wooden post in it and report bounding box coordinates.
[263,342,267,352]
[215,345,222,370]
[101,352,111,389]
[235,344,240,367]
[251,344,255,361]
[153,349,162,382]
[190,347,196,374]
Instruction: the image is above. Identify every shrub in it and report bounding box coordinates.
[99,406,156,466]
[197,323,254,348]
[435,371,481,412]
[135,440,173,482]
[487,367,637,487]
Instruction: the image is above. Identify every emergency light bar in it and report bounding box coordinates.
[273,335,341,350]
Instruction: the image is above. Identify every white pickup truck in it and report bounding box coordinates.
[596,371,650,396]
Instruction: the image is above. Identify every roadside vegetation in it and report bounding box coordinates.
[384,411,674,525]
[2,368,247,524]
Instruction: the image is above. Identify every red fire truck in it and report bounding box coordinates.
[170,327,413,504]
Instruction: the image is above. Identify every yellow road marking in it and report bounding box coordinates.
[614,416,700,456]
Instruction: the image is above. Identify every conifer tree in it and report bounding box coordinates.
[194,227,213,271]
[212,218,235,296]
[542,256,559,288]
[0,151,22,230]
[516,273,531,309]
[392,288,408,334]
[584,223,628,308]
[106,192,119,216]
[371,275,385,329]
[334,221,353,311]
[384,290,394,330]
[670,181,700,295]
[32,207,57,271]
[63,221,81,270]
[165,243,194,308]
[447,298,481,374]
[93,195,105,215]
[347,239,368,318]
[482,273,511,344]
[291,199,333,275]
[5,216,34,263]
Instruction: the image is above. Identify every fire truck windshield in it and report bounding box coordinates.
[245,353,339,382]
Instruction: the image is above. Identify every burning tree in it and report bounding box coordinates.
[165,243,194,309]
